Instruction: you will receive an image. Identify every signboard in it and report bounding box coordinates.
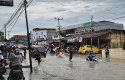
[37,38,45,42]
[0,0,13,6]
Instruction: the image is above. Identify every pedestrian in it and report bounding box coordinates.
[23,48,27,59]
[56,47,61,56]
[35,49,41,65]
[68,45,74,62]
[105,46,109,58]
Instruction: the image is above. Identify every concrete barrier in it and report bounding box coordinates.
[102,48,125,59]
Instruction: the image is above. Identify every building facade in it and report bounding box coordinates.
[61,21,124,35]
[81,29,125,48]
[31,28,57,44]
[10,35,27,42]
[60,21,125,48]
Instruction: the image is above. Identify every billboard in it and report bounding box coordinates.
[0,0,13,6]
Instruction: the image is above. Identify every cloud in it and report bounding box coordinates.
[0,0,125,38]
[28,1,93,19]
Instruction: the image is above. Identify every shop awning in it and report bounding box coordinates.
[75,31,110,38]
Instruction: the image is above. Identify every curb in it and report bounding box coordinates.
[5,65,30,69]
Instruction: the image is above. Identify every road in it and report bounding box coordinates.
[2,51,125,80]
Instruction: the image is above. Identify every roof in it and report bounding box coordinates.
[33,28,56,31]
[70,29,112,38]
[81,31,110,38]
[60,22,92,31]
[76,29,125,38]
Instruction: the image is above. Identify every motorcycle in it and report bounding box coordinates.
[86,53,98,62]
[7,65,25,80]
[0,63,6,80]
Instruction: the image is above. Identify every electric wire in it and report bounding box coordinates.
[1,0,125,33]
[0,0,34,32]
[5,0,24,26]
[0,0,24,31]
[8,0,34,32]
[8,10,24,32]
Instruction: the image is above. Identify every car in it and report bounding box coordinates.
[31,45,46,57]
[18,45,28,50]
[3,42,14,48]
[78,45,100,54]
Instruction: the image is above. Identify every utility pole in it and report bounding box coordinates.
[7,31,10,39]
[91,15,93,50]
[55,18,63,47]
[24,0,32,72]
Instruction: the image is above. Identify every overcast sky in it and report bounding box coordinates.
[0,0,125,38]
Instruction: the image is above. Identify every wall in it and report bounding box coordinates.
[110,31,125,48]
[102,48,125,59]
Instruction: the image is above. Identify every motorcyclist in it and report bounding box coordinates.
[86,51,93,61]
[86,51,97,61]
[8,49,25,80]
[9,49,23,70]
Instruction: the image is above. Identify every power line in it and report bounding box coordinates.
[1,0,125,33]
[0,0,24,31]
[9,10,24,32]
[5,0,24,27]
[5,0,34,28]
[109,15,125,21]
[0,0,34,32]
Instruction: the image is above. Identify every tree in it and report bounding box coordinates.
[0,31,4,41]
[123,41,125,50]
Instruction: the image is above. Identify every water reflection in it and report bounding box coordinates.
[29,67,38,80]
[67,62,75,69]
[87,61,99,69]
[33,67,39,74]
[105,58,110,62]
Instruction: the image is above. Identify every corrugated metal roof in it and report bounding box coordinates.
[81,31,110,38]
[33,28,56,31]
[72,29,112,38]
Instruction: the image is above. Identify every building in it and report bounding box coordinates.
[79,29,125,48]
[31,28,57,44]
[10,35,27,42]
[61,21,124,35]
[60,21,125,48]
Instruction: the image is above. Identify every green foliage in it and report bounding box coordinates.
[123,41,125,50]
[0,31,4,41]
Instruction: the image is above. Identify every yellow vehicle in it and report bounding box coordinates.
[78,45,100,54]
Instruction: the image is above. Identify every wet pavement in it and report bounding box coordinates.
[2,52,125,80]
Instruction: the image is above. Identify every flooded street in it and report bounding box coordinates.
[3,53,125,80]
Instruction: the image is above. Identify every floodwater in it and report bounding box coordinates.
[2,53,125,80]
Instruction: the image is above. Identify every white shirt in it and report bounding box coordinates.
[9,53,22,66]
[0,54,4,61]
